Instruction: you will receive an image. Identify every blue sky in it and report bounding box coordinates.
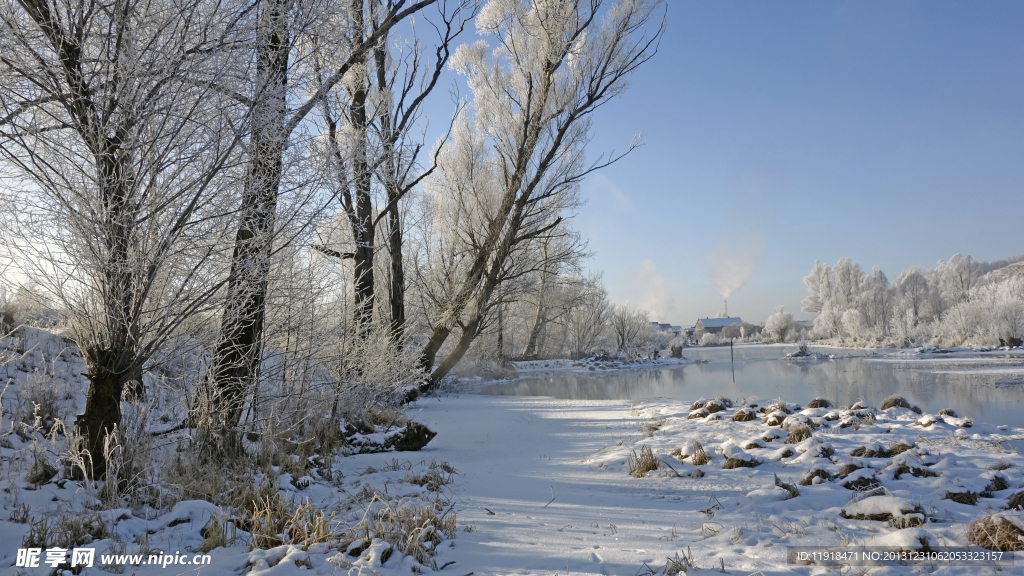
[567,0,1024,325]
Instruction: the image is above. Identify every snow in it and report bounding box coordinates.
[5,330,1024,575]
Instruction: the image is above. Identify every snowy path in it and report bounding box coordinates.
[383,395,784,575]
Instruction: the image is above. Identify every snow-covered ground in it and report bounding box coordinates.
[4,330,1024,575]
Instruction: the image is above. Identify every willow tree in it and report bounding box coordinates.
[0,0,244,475]
[413,0,665,392]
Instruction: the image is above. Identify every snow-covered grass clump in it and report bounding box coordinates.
[581,395,1024,571]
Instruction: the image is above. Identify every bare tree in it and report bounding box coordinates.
[0,0,244,474]
[563,274,609,359]
[522,231,585,357]
[413,0,665,393]
[609,304,648,355]
[313,1,472,339]
[202,0,455,449]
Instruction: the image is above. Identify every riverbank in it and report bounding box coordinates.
[4,334,1024,575]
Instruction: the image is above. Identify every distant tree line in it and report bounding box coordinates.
[800,254,1024,347]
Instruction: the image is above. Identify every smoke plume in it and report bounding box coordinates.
[703,236,766,301]
[617,259,675,320]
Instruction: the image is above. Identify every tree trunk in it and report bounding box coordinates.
[203,0,289,448]
[496,300,503,360]
[342,2,376,332]
[75,359,127,478]
[523,303,546,358]
[386,203,406,342]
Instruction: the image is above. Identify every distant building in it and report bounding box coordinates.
[695,317,743,334]
[650,322,681,335]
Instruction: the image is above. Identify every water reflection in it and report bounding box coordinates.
[475,346,1024,428]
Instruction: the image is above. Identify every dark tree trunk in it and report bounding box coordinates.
[386,203,406,342]
[75,363,126,478]
[202,0,289,449]
[342,2,376,332]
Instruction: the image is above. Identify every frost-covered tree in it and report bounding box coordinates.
[937,253,979,306]
[801,254,1023,347]
[312,3,473,338]
[763,306,795,343]
[563,274,610,359]
[832,257,863,311]
[861,266,895,336]
[609,304,649,355]
[203,0,453,449]
[802,261,834,314]
[812,303,843,339]
[412,0,665,392]
[0,0,246,474]
[895,266,929,325]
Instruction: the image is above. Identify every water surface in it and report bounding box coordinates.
[475,344,1024,430]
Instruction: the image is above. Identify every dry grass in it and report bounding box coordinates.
[836,463,861,478]
[893,464,940,480]
[762,412,785,426]
[704,401,725,414]
[806,397,833,409]
[843,476,881,491]
[851,444,889,458]
[945,490,980,506]
[9,503,30,524]
[731,409,756,422]
[687,408,709,420]
[939,408,958,417]
[983,476,1010,497]
[887,441,914,456]
[966,513,1024,551]
[641,419,666,438]
[628,446,660,478]
[784,425,812,444]
[799,468,833,486]
[691,441,710,466]
[840,507,925,528]
[405,461,456,492]
[21,511,109,549]
[350,494,457,566]
[991,461,1013,471]
[880,395,912,410]
[774,473,800,499]
[723,457,759,469]
[25,459,57,485]
[1006,491,1024,511]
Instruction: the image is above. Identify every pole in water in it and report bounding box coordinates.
[730,337,735,383]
